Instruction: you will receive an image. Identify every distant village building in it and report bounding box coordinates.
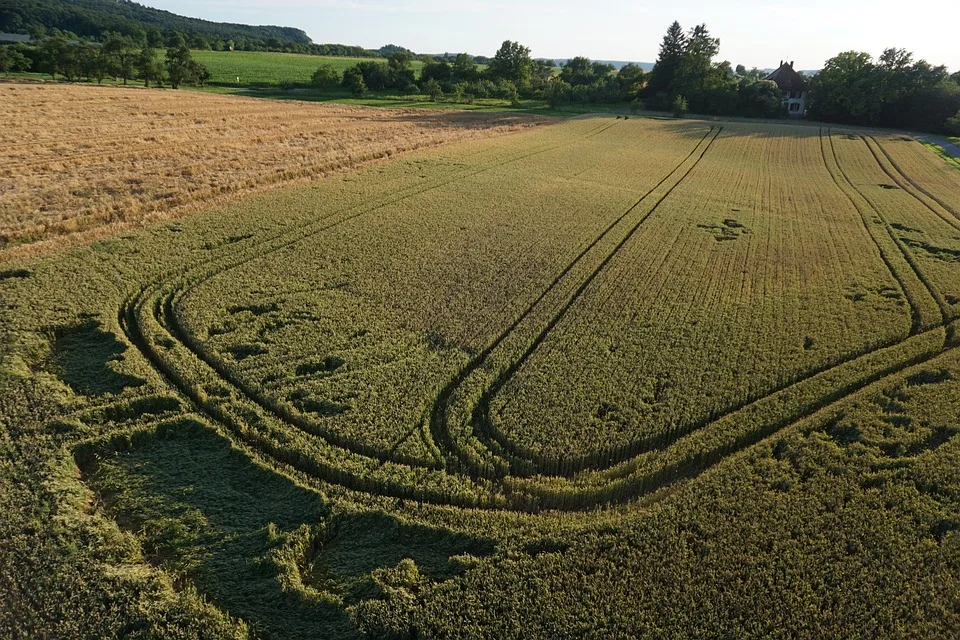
[765,61,807,117]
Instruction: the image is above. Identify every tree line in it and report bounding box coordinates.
[4,16,959,134]
[1,0,423,58]
[0,31,211,89]
[1,0,311,51]
[313,22,959,134]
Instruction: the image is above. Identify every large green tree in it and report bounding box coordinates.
[487,40,533,87]
[451,53,479,82]
[102,32,137,85]
[136,46,164,87]
[646,21,687,95]
[386,51,415,88]
[675,24,720,96]
[559,57,613,87]
[808,51,880,124]
[0,45,32,76]
[38,33,69,79]
[164,43,205,89]
[809,48,958,131]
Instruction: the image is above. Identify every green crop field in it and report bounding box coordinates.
[3,108,960,638]
[191,50,426,87]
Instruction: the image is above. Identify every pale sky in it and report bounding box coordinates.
[148,0,959,72]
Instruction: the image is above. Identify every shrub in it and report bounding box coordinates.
[310,64,340,90]
[342,67,367,95]
[672,95,689,118]
[946,110,960,136]
[422,78,443,102]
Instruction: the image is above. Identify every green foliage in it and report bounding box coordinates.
[947,110,960,136]
[646,20,687,94]
[0,44,31,75]
[809,48,960,133]
[739,79,785,118]
[102,31,137,84]
[558,56,613,87]
[420,57,452,85]
[451,53,479,83]
[486,40,534,87]
[342,65,367,95]
[135,46,164,87]
[38,33,69,78]
[0,0,311,50]
[164,44,208,89]
[311,63,340,89]
[422,77,442,101]
[672,94,688,116]
[189,50,416,88]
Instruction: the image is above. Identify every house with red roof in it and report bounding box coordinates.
[765,61,807,117]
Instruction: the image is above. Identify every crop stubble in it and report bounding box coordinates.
[0,83,546,253]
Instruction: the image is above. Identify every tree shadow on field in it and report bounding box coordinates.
[647,116,908,143]
[51,321,145,396]
[380,109,551,130]
[86,421,492,640]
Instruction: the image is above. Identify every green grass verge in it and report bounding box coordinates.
[190,50,425,88]
[918,137,960,168]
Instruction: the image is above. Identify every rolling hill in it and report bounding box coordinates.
[0,0,311,45]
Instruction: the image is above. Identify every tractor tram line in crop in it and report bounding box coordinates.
[830,131,953,325]
[109,119,960,515]
[115,119,635,508]
[426,127,722,476]
[819,128,927,334]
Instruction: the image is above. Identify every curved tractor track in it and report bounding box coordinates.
[118,124,957,513]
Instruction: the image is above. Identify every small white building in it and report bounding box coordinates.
[765,61,807,117]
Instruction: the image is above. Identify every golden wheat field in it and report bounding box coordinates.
[0,83,545,253]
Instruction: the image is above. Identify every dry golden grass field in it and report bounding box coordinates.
[0,83,545,254]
